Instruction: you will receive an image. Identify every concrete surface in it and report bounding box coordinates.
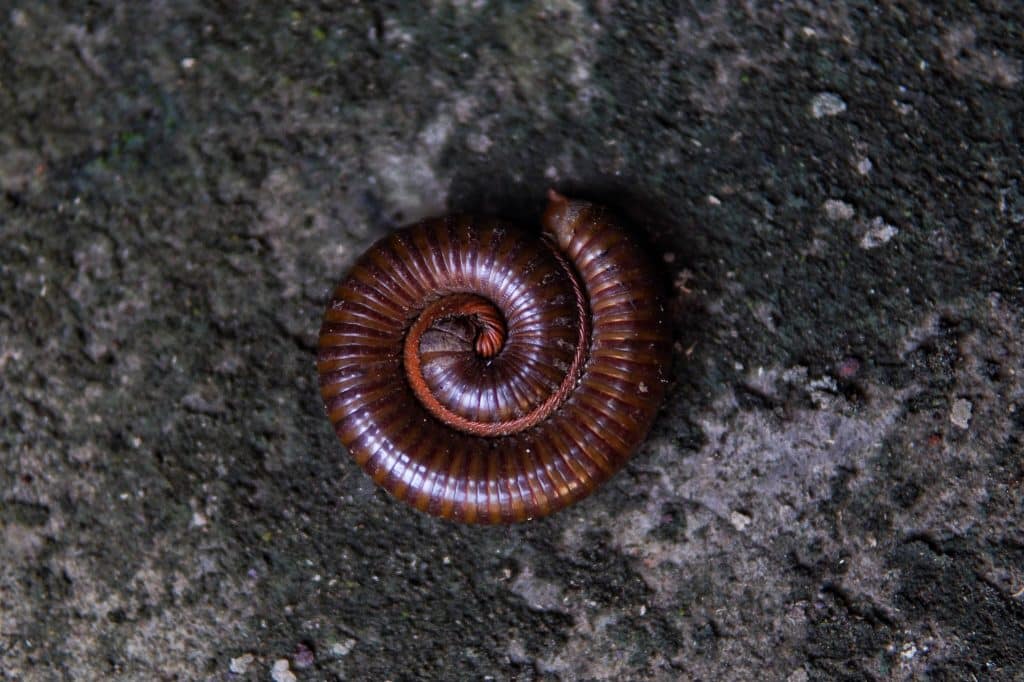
[1,2,1021,680]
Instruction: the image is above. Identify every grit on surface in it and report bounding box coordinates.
[1,3,1021,680]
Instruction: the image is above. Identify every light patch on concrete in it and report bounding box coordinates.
[939,24,1021,88]
[811,92,847,118]
[859,217,899,249]
[823,199,855,221]
[511,565,567,612]
[950,398,972,429]
[368,106,453,223]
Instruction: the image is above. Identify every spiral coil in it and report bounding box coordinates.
[317,191,670,523]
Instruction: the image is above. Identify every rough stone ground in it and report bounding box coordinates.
[1,2,1022,680]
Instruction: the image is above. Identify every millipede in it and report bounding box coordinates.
[316,191,670,523]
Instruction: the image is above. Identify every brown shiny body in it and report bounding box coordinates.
[317,192,670,523]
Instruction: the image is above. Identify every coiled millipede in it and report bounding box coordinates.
[317,191,670,523]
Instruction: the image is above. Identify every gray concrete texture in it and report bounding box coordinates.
[1,2,1022,680]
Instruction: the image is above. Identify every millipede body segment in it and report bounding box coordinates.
[316,191,670,523]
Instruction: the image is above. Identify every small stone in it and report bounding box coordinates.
[229,653,254,674]
[329,639,357,658]
[859,217,898,249]
[823,199,855,221]
[729,511,752,531]
[271,659,296,682]
[810,92,847,118]
[950,399,972,429]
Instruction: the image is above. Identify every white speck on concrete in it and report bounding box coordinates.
[329,638,357,658]
[855,156,873,175]
[823,199,854,221]
[729,511,752,531]
[859,217,899,249]
[950,399,972,429]
[893,99,914,116]
[808,376,838,394]
[271,659,296,682]
[229,653,254,674]
[810,92,847,118]
[808,375,839,408]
